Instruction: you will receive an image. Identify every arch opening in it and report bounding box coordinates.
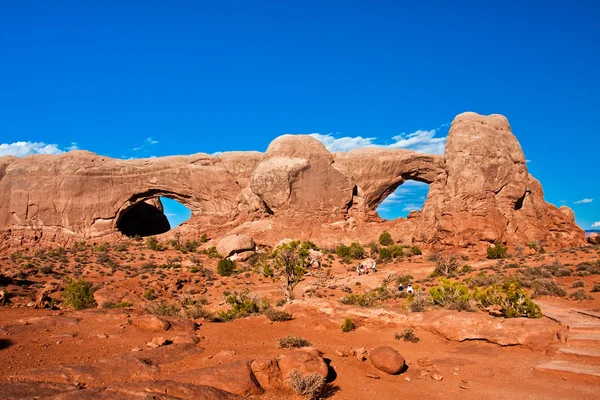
[116,196,191,237]
[376,180,430,220]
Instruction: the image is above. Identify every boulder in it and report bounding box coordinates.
[250,357,283,391]
[419,310,560,350]
[277,348,329,382]
[217,234,255,258]
[369,346,405,375]
[172,360,263,396]
[132,315,171,332]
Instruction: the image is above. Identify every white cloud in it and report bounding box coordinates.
[592,222,600,228]
[387,130,446,154]
[309,133,376,152]
[310,123,448,155]
[402,203,421,212]
[0,141,71,157]
[574,198,593,204]
[133,137,158,152]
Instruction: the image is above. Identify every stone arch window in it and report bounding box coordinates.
[115,190,192,237]
[376,180,430,220]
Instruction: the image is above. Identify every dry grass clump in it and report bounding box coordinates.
[264,308,293,322]
[277,335,311,348]
[531,278,567,297]
[569,289,594,301]
[395,328,420,343]
[287,370,326,399]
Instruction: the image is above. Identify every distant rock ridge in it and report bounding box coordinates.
[0,112,585,250]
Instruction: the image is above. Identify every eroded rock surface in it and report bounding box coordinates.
[0,112,585,250]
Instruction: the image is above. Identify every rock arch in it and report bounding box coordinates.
[0,112,587,249]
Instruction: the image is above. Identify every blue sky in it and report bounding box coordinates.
[1,1,599,229]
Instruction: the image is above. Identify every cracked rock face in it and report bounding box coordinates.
[0,112,585,249]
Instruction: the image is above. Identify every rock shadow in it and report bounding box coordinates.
[0,338,14,350]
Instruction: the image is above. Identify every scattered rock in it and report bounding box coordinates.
[418,358,434,368]
[365,373,380,379]
[152,337,169,347]
[370,346,405,375]
[430,372,443,381]
[172,335,200,345]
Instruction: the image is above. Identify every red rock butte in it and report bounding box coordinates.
[0,112,586,250]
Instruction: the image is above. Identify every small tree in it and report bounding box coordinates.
[379,231,394,246]
[271,241,313,301]
[62,279,96,309]
[217,258,236,276]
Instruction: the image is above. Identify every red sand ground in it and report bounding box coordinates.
[1,241,600,399]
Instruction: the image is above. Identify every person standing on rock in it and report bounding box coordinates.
[406,284,414,294]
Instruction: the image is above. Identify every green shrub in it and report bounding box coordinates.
[341,318,355,332]
[203,246,221,258]
[143,288,156,300]
[410,245,422,256]
[349,242,365,259]
[146,237,164,251]
[277,335,311,348]
[591,283,600,292]
[217,258,236,276]
[182,240,200,253]
[340,283,393,307]
[335,244,350,258]
[429,279,473,311]
[487,243,508,259]
[390,244,404,258]
[461,265,474,273]
[265,308,293,322]
[62,279,97,310]
[379,231,394,246]
[102,301,132,308]
[395,328,420,343]
[378,247,393,262]
[215,290,262,321]
[474,282,541,318]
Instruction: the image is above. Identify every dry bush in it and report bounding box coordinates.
[277,335,311,348]
[432,256,461,277]
[287,370,326,399]
[264,308,292,322]
[531,279,567,297]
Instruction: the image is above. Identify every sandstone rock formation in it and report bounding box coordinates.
[0,112,586,250]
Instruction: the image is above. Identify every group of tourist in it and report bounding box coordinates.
[398,283,414,294]
[356,259,377,275]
